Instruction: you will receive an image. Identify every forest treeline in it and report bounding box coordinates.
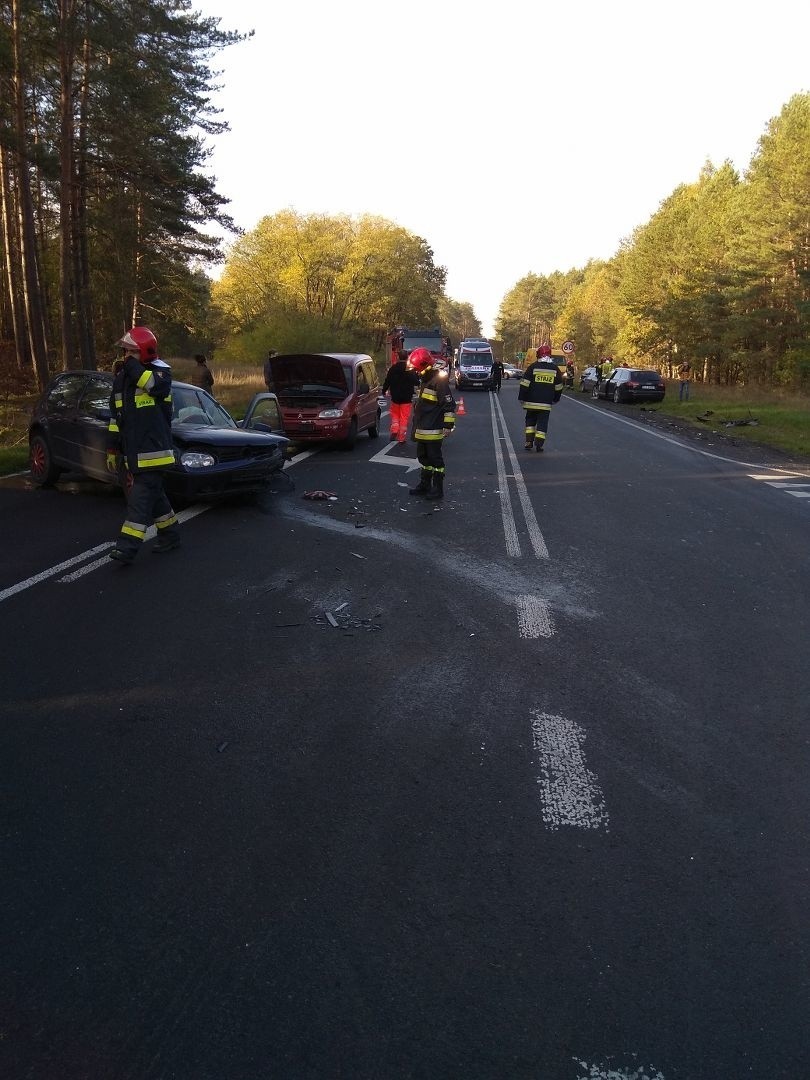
[498,94,810,385]
[1,0,807,390]
[0,0,240,390]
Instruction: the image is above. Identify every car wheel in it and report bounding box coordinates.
[29,432,61,486]
[368,409,380,439]
[343,418,358,449]
[613,387,622,403]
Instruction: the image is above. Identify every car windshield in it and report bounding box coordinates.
[173,385,237,428]
[460,351,492,363]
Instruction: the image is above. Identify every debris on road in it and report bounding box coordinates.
[303,490,338,500]
[314,608,383,632]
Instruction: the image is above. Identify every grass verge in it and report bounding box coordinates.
[647,383,810,458]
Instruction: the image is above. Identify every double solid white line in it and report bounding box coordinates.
[489,393,549,559]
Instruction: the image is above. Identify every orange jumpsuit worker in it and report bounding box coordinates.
[381,349,419,444]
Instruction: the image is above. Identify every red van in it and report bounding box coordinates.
[264,352,381,448]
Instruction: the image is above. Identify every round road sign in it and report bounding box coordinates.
[562,340,575,354]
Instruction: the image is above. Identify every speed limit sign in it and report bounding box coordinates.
[562,340,575,354]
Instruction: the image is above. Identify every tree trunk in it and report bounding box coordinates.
[11,0,50,390]
[58,0,78,369]
[0,143,29,371]
[73,15,96,369]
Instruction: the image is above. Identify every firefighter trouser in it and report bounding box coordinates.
[116,470,180,557]
[524,405,552,446]
[416,438,445,475]
[491,373,502,392]
[389,401,413,442]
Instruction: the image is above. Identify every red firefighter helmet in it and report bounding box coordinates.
[408,347,434,373]
[117,326,158,363]
[538,344,552,357]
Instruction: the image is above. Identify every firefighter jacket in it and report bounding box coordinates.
[413,370,456,441]
[518,359,564,411]
[382,361,419,404]
[107,356,175,473]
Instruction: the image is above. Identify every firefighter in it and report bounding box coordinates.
[381,349,419,443]
[518,343,563,451]
[408,347,456,500]
[106,326,181,564]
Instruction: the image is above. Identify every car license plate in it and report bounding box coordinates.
[642,384,656,389]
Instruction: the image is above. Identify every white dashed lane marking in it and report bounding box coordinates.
[531,711,609,831]
[516,595,555,638]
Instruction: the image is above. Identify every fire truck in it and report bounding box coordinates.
[386,326,452,368]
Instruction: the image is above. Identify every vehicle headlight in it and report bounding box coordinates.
[180,451,216,468]
[318,409,344,419]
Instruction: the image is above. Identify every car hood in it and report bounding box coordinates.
[171,424,287,449]
[266,354,349,396]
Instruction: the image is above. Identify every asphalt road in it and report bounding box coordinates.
[2,382,810,1080]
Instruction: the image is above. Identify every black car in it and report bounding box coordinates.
[593,367,666,404]
[28,370,289,501]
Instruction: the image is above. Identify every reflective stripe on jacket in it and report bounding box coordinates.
[518,360,564,410]
[413,372,456,441]
[107,356,175,472]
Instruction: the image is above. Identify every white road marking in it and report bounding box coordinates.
[574,1062,665,1080]
[516,595,555,638]
[747,477,807,486]
[761,480,810,488]
[58,505,210,582]
[489,393,521,556]
[283,447,317,468]
[0,543,114,602]
[787,490,810,498]
[531,711,608,831]
[369,440,419,471]
[492,394,549,558]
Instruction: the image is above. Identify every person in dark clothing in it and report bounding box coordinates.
[190,353,214,392]
[490,358,504,392]
[106,326,181,564]
[408,348,456,500]
[518,343,564,451]
[381,349,419,443]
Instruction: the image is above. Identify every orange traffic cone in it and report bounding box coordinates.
[457,398,466,416]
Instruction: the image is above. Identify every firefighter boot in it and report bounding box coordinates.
[409,469,431,496]
[425,473,444,500]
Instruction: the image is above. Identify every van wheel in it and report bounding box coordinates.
[29,433,61,486]
[344,419,358,449]
[368,410,380,439]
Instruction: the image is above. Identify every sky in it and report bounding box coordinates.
[193,0,809,337]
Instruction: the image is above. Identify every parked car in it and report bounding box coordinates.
[593,367,666,403]
[265,352,381,447]
[28,370,289,501]
[580,366,600,392]
[503,364,523,380]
